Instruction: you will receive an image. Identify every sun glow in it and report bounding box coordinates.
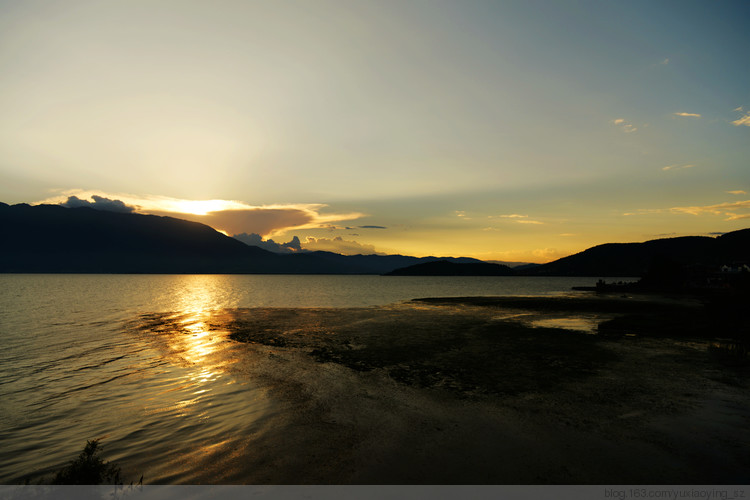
[155,199,249,216]
[36,190,365,236]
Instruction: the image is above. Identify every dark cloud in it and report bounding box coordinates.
[232,233,304,253]
[359,225,387,229]
[61,195,135,213]
[285,235,302,251]
[302,236,384,255]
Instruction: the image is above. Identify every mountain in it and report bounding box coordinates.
[519,230,750,277]
[384,260,515,276]
[0,203,282,273]
[0,203,485,274]
[3,202,747,276]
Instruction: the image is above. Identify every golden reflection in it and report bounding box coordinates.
[172,275,226,366]
[129,275,267,450]
[155,275,233,407]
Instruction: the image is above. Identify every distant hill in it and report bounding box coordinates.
[519,230,750,277]
[278,251,485,275]
[384,260,515,276]
[385,230,749,278]
[486,260,535,268]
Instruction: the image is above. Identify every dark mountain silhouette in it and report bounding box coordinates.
[486,260,535,268]
[2,202,747,276]
[279,251,484,275]
[0,203,283,273]
[519,230,750,277]
[512,263,542,272]
[0,203,485,274]
[385,260,515,276]
[385,231,748,278]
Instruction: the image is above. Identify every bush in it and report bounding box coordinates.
[52,439,121,485]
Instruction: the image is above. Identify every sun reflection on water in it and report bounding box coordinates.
[140,275,240,419]
[173,275,229,366]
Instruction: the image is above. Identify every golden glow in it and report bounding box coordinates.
[35,190,365,239]
[37,190,355,218]
[172,276,226,368]
[156,199,249,216]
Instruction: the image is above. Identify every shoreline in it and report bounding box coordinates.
[154,294,750,484]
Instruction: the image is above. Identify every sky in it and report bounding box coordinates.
[1,0,748,262]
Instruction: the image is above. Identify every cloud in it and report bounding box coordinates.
[662,164,696,171]
[727,190,747,195]
[734,106,744,112]
[38,190,365,238]
[732,111,750,127]
[157,204,365,238]
[661,58,669,65]
[60,195,135,213]
[169,208,314,237]
[489,214,543,224]
[612,118,637,133]
[302,236,384,255]
[668,200,750,217]
[232,233,302,253]
[673,112,701,118]
[359,225,387,229]
[625,199,750,221]
[622,210,660,216]
[532,248,565,262]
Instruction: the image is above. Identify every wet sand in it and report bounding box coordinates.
[138,295,750,484]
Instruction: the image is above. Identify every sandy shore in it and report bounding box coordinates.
[140,295,750,484]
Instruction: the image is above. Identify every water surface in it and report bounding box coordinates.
[0,274,620,483]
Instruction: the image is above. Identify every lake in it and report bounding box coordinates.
[0,274,623,484]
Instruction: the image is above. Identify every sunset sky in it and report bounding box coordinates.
[1,0,748,262]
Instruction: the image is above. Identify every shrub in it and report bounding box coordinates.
[52,439,121,485]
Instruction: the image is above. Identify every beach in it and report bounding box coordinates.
[129,294,750,484]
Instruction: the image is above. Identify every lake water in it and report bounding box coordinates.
[0,274,616,484]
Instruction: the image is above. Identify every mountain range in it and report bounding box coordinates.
[385,260,515,276]
[1,202,748,276]
[0,203,483,274]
